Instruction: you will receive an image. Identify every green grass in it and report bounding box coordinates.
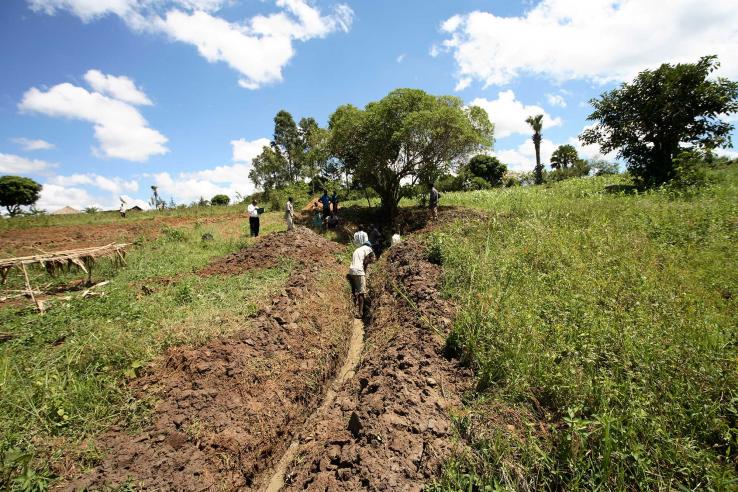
[0,221,290,489]
[430,167,738,490]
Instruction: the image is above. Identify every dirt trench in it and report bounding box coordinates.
[262,239,473,491]
[61,227,354,490]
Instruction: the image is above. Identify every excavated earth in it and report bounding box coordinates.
[275,239,473,491]
[62,227,353,491]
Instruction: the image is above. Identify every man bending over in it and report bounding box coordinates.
[347,241,375,319]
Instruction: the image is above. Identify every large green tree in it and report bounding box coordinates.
[526,114,545,184]
[298,117,330,191]
[0,175,42,217]
[550,144,578,169]
[329,88,493,219]
[249,145,289,191]
[580,56,738,187]
[273,110,302,183]
[465,154,507,186]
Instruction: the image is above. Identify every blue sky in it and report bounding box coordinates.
[1,0,737,211]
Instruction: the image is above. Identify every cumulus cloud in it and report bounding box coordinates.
[231,137,271,162]
[11,137,55,151]
[440,0,738,88]
[546,94,566,108]
[494,138,559,172]
[19,73,168,162]
[470,90,562,139]
[83,69,152,105]
[36,184,95,212]
[29,0,354,90]
[0,153,55,173]
[48,173,139,194]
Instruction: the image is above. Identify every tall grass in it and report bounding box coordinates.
[0,220,290,488]
[432,168,738,490]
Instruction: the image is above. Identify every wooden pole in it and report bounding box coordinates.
[20,263,42,312]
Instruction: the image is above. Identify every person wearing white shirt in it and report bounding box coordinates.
[347,242,375,318]
[353,225,369,247]
[284,196,294,231]
[247,199,260,237]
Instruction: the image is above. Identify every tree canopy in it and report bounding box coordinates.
[550,144,578,169]
[329,88,493,219]
[210,194,230,206]
[465,154,507,186]
[580,55,738,187]
[0,175,42,217]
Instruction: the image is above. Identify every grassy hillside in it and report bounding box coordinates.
[431,166,738,490]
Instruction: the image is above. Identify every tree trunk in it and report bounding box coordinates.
[533,134,543,185]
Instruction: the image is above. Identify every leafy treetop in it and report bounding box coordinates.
[580,55,738,187]
[0,175,42,217]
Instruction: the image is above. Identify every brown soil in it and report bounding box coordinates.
[199,226,343,277]
[0,215,235,257]
[61,227,354,491]
[274,239,472,491]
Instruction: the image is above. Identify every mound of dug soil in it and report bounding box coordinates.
[200,226,344,276]
[278,239,472,491]
[63,228,353,490]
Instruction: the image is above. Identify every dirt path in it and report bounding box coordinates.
[264,318,365,492]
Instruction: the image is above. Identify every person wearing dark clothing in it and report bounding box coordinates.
[369,224,383,256]
[331,191,339,215]
[247,199,260,237]
[319,190,331,218]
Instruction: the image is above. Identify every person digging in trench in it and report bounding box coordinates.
[347,240,375,319]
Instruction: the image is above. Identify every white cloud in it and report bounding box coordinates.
[396,53,406,64]
[568,123,618,161]
[30,0,354,90]
[11,137,55,151]
[440,0,738,88]
[231,137,270,162]
[19,76,168,162]
[546,93,566,108]
[470,90,562,139]
[494,138,558,172]
[149,166,255,204]
[429,45,440,58]
[0,153,55,174]
[48,173,139,194]
[715,148,738,159]
[37,184,95,212]
[83,69,152,105]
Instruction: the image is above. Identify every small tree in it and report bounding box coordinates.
[329,88,493,220]
[211,194,230,206]
[84,206,101,214]
[550,144,578,169]
[580,56,738,187]
[197,196,210,207]
[0,175,42,217]
[465,154,507,186]
[526,114,545,184]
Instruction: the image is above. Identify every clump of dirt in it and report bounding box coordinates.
[199,226,344,276]
[63,227,353,491]
[279,239,472,490]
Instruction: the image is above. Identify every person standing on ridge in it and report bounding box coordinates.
[347,240,375,318]
[285,196,294,231]
[331,190,339,216]
[247,198,260,237]
[429,185,441,220]
[319,190,331,220]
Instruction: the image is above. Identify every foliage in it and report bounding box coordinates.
[546,158,591,182]
[525,114,545,185]
[433,166,738,490]
[210,194,230,206]
[580,55,738,187]
[465,154,507,186]
[148,185,165,210]
[328,88,493,220]
[83,207,100,214]
[661,150,712,196]
[589,158,620,176]
[0,176,42,217]
[550,144,578,169]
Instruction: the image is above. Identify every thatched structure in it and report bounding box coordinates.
[0,243,128,312]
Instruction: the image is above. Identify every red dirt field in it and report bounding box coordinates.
[0,215,238,257]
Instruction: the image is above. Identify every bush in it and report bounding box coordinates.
[210,194,230,206]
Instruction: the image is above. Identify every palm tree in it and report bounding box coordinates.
[526,114,544,184]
